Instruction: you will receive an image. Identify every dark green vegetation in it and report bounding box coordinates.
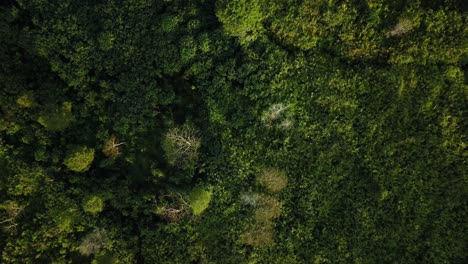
[1,0,467,263]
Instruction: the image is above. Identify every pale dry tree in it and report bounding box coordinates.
[156,207,188,222]
[279,118,294,130]
[163,124,201,168]
[154,192,190,222]
[261,103,289,124]
[102,135,124,159]
[261,103,293,129]
[240,194,283,247]
[254,194,282,223]
[79,228,110,256]
[257,168,288,193]
[0,201,24,234]
[240,192,260,206]
[386,18,414,37]
[241,222,275,247]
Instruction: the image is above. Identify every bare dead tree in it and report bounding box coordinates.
[154,192,190,222]
[0,201,24,234]
[386,18,414,37]
[79,228,110,256]
[261,103,293,129]
[163,125,201,168]
[0,218,18,233]
[102,135,125,159]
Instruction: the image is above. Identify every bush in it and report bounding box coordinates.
[55,209,80,232]
[63,146,95,173]
[38,102,75,132]
[216,0,276,44]
[188,185,213,216]
[83,196,104,215]
[16,92,35,108]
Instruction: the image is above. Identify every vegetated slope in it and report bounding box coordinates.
[0,0,466,263]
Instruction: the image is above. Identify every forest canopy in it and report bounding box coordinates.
[0,0,467,263]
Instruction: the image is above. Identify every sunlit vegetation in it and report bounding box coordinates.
[0,0,466,263]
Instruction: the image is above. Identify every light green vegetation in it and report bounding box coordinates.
[188,185,213,215]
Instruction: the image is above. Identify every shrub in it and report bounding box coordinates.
[64,146,95,172]
[83,196,104,215]
[216,0,275,44]
[188,185,213,216]
[16,92,35,108]
[55,209,80,232]
[38,102,75,132]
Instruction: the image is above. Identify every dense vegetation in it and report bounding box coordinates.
[1,0,467,263]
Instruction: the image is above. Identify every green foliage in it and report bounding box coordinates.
[216,0,277,44]
[0,0,467,263]
[188,185,213,216]
[389,7,468,64]
[16,92,35,108]
[83,196,105,215]
[7,165,45,196]
[55,208,81,233]
[64,146,95,172]
[141,225,202,264]
[38,102,75,132]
